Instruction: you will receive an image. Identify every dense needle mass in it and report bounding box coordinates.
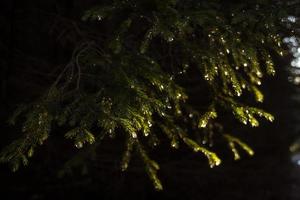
[0,0,299,190]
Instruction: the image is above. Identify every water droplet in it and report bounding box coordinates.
[131,132,137,138]
[189,113,193,118]
[256,71,262,77]
[257,111,263,116]
[204,74,210,80]
[199,121,207,128]
[97,15,102,21]
[167,37,174,42]
[287,16,297,23]
[171,141,178,148]
[243,63,248,67]
[75,142,83,149]
[193,146,201,152]
[28,148,34,157]
[144,131,149,137]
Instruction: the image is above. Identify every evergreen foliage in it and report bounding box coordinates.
[1,0,299,190]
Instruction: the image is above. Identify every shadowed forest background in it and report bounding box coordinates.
[1,0,300,199]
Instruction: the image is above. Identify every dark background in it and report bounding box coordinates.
[1,1,300,199]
